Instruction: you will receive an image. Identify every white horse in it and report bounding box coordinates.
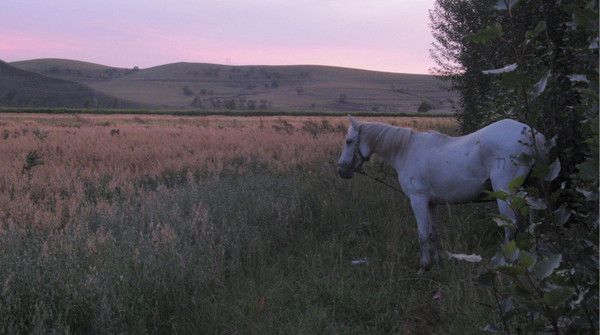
[338,116,546,270]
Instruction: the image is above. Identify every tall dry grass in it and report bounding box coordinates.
[0,114,456,230]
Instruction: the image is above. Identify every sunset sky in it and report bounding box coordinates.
[1,0,437,74]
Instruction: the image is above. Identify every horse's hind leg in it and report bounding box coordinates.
[490,165,531,242]
[496,199,516,242]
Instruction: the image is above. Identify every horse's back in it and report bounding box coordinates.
[477,119,545,158]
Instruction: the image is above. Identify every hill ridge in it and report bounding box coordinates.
[0,60,147,109]
[9,58,455,112]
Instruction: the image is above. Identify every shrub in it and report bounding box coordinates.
[183,85,194,96]
[417,101,433,113]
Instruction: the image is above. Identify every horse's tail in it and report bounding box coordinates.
[533,130,549,165]
[525,129,550,186]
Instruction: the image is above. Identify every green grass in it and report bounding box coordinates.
[0,107,453,117]
[0,161,503,334]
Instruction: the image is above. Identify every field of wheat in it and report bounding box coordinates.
[0,113,500,333]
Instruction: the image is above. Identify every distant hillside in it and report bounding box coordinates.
[10,59,456,113]
[0,60,145,109]
[10,58,138,84]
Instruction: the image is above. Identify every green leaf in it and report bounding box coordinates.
[508,175,526,192]
[531,71,551,98]
[494,0,519,10]
[485,190,509,201]
[577,158,598,181]
[496,264,523,276]
[515,232,534,250]
[467,23,503,44]
[533,21,547,35]
[492,217,515,229]
[500,72,529,90]
[503,240,519,262]
[511,283,533,299]
[491,251,506,268]
[510,196,525,210]
[517,250,537,269]
[516,152,533,165]
[573,7,598,28]
[544,159,561,181]
[531,161,549,179]
[500,296,514,314]
[543,287,575,307]
[523,319,550,332]
[553,204,571,226]
[482,63,518,75]
[525,196,546,210]
[534,254,562,280]
[510,197,528,217]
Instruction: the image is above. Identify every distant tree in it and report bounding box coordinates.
[224,99,236,110]
[238,97,247,109]
[417,101,433,113]
[296,86,304,95]
[337,93,347,104]
[1,90,17,105]
[247,100,257,110]
[210,98,222,108]
[190,97,203,108]
[183,85,194,96]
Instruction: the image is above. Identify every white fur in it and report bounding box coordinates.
[338,116,546,269]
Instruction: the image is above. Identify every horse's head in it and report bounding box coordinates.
[338,115,371,179]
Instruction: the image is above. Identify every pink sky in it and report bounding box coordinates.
[1,0,436,74]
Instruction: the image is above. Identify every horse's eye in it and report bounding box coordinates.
[346,139,352,145]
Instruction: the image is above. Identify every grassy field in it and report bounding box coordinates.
[0,114,503,333]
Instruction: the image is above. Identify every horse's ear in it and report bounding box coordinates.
[348,115,359,129]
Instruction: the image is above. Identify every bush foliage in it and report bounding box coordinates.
[431,0,598,332]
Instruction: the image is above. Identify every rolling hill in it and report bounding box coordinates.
[9,58,456,112]
[0,60,145,109]
[10,58,137,84]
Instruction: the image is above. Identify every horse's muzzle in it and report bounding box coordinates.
[338,165,354,179]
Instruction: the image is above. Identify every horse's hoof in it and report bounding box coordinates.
[417,267,429,275]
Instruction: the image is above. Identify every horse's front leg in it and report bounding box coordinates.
[429,205,443,265]
[409,196,432,270]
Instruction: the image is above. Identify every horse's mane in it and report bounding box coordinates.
[360,122,412,161]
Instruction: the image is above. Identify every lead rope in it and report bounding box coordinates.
[355,169,403,193]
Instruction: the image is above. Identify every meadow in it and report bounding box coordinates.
[0,114,502,334]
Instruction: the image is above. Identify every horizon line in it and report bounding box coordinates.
[6,57,432,76]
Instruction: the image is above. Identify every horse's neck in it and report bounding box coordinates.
[362,123,412,164]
